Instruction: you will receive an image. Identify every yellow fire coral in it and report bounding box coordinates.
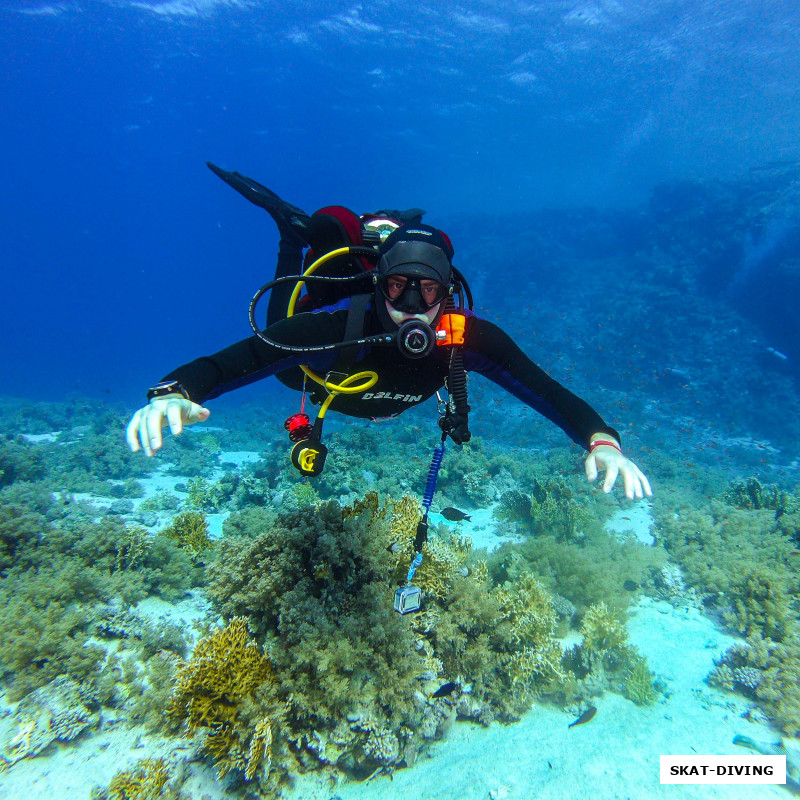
[580,601,628,653]
[167,617,273,780]
[387,493,472,600]
[102,757,171,800]
[162,510,211,557]
[496,573,564,694]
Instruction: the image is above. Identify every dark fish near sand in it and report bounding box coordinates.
[568,706,597,728]
[429,681,457,699]
[623,580,638,591]
[440,507,472,522]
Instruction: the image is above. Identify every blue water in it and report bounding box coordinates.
[3,3,800,798]
[3,0,800,398]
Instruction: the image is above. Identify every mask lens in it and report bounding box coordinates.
[379,275,448,310]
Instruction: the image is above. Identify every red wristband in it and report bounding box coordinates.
[589,438,622,454]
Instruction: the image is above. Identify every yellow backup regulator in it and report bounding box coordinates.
[248,246,382,477]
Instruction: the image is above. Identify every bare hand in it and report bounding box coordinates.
[125,395,210,457]
[585,445,652,500]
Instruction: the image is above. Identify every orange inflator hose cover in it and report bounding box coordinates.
[436,313,466,346]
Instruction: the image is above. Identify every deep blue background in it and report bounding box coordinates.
[3,0,800,400]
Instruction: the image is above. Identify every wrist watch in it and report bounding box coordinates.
[146,380,189,402]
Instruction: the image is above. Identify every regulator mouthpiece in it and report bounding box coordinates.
[397,320,436,359]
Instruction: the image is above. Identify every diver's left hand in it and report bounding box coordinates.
[585,443,652,500]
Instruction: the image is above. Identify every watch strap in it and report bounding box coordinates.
[146,380,189,402]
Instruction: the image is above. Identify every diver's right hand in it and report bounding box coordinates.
[126,395,210,457]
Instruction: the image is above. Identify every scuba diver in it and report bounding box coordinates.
[126,163,652,502]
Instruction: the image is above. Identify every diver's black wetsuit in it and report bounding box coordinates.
[162,302,619,450]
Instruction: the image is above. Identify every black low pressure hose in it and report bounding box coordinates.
[446,348,471,444]
[436,296,471,445]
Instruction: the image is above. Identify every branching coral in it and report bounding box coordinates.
[580,601,628,654]
[722,477,797,512]
[429,568,565,721]
[162,511,212,558]
[496,574,564,694]
[115,526,151,572]
[105,757,171,799]
[167,617,274,780]
[623,657,657,706]
[91,756,190,800]
[386,493,472,601]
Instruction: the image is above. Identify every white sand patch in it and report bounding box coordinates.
[136,589,215,635]
[19,432,60,443]
[431,505,522,553]
[604,500,655,545]
[219,450,262,466]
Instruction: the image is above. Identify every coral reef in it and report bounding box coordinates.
[496,476,594,540]
[580,601,628,654]
[206,497,427,771]
[202,492,576,787]
[623,657,657,706]
[91,757,182,800]
[711,634,800,734]
[428,567,565,722]
[162,511,212,559]
[551,601,658,706]
[167,617,276,782]
[0,676,98,769]
[722,477,797,512]
[0,494,196,699]
[489,529,666,616]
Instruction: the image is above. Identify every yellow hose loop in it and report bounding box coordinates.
[316,370,378,419]
[289,247,377,396]
[287,247,356,319]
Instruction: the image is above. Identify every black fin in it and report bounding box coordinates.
[206,161,310,242]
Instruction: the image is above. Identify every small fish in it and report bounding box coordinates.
[429,681,457,699]
[439,507,472,522]
[568,706,597,728]
[623,580,638,591]
[386,541,403,553]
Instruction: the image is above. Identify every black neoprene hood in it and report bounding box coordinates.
[377,225,454,285]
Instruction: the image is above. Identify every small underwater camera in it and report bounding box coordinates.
[393,584,422,615]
